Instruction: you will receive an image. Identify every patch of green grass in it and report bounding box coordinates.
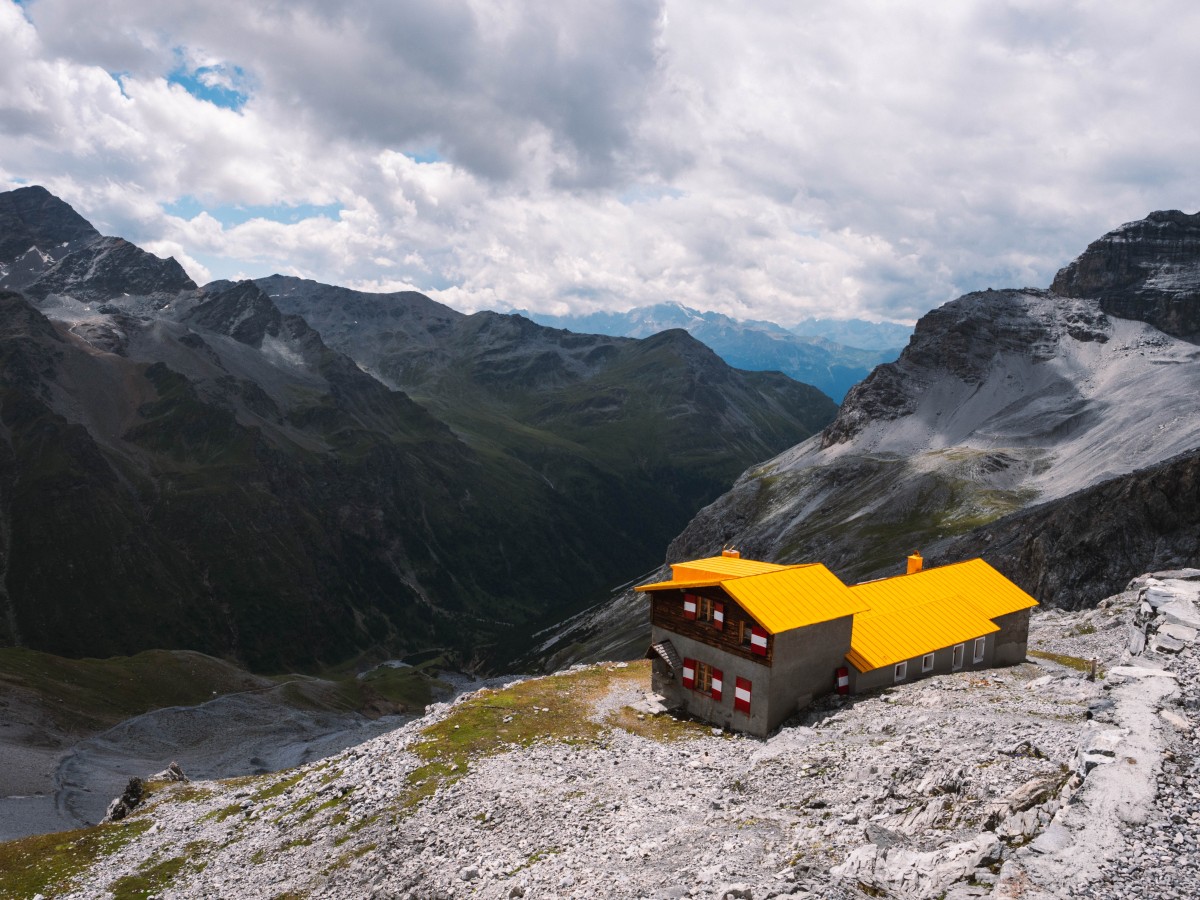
[109,854,189,899]
[252,770,307,804]
[606,702,713,743]
[200,802,245,824]
[166,784,216,804]
[396,664,625,812]
[1028,649,1103,677]
[0,819,152,899]
[322,843,376,874]
[294,790,353,825]
[334,812,380,845]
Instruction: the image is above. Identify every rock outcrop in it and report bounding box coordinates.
[936,449,1200,609]
[1052,209,1200,337]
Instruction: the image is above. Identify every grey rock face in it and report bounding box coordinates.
[0,184,98,265]
[20,235,195,304]
[822,289,1110,448]
[1052,209,1200,337]
[936,448,1200,609]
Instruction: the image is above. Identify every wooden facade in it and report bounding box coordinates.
[649,587,773,666]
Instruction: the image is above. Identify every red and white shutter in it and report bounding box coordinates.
[683,594,697,620]
[682,657,696,689]
[836,666,850,695]
[710,668,723,701]
[734,676,752,714]
[750,625,768,656]
[712,601,725,631]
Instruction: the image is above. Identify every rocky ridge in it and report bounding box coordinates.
[1051,210,1200,337]
[20,572,1196,900]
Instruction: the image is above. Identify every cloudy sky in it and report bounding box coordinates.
[2,0,1198,325]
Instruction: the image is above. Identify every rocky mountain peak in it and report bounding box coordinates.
[180,279,283,348]
[0,184,99,263]
[1051,209,1200,336]
[821,289,1110,448]
[19,235,196,304]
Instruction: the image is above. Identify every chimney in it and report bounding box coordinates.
[721,548,741,559]
[906,552,923,574]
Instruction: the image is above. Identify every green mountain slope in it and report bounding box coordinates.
[0,189,837,672]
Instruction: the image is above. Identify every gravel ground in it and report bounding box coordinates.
[34,574,1198,900]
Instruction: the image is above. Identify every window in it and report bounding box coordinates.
[695,660,712,693]
[894,661,907,682]
[951,643,964,670]
[698,596,713,622]
[687,661,724,701]
[973,637,986,664]
[921,653,934,673]
[739,621,752,647]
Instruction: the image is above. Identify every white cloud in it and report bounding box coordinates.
[4,0,1200,325]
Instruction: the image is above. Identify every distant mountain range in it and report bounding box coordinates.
[0,186,836,672]
[521,304,909,401]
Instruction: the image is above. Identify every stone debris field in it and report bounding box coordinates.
[24,572,1200,900]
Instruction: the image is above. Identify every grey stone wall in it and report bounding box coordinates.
[768,616,855,731]
[649,625,774,736]
[849,632,995,694]
[992,608,1032,664]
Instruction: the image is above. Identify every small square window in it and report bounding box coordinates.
[951,643,964,670]
[973,637,986,663]
[921,653,934,673]
[894,661,907,682]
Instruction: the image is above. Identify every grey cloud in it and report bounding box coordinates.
[28,0,668,187]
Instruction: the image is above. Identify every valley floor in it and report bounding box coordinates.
[2,575,1197,900]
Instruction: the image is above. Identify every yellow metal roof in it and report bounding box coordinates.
[635,577,726,591]
[669,556,793,582]
[721,564,869,634]
[848,558,1038,621]
[845,595,999,672]
[635,555,795,593]
[844,557,1037,672]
